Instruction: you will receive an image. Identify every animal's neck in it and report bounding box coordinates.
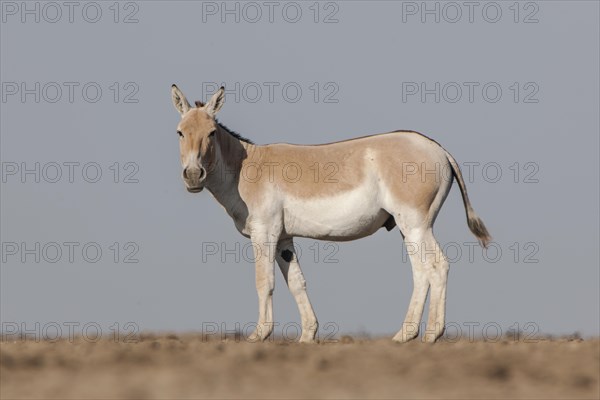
[205,126,254,223]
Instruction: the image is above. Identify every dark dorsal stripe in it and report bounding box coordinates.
[217,120,254,144]
[391,129,444,148]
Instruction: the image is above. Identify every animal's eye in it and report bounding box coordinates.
[208,130,216,137]
[177,130,183,138]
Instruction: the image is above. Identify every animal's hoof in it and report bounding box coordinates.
[423,333,441,343]
[392,330,419,343]
[298,334,317,344]
[247,331,265,342]
[423,326,444,343]
[246,324,274,343]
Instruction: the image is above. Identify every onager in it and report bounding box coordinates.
[171,84,491,343]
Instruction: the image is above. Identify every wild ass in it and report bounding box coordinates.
[171,84,491,343]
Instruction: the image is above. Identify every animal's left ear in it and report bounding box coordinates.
[204,86,225,117]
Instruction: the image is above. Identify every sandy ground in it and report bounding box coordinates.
[1,334,598,399]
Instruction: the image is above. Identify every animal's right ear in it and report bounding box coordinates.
[171,84,191,116]
[204,86,225,117]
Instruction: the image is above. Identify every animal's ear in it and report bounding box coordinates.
[204,86,225,117]
[171,84,191,116]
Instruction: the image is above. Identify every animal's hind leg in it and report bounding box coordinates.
[392,226,448,343]
[276,238,318,343]
[393,225,430,343]
[420,229,449,343]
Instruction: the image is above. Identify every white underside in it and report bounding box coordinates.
[281,177,390,241]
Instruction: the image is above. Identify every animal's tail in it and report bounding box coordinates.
[445,151,492,248]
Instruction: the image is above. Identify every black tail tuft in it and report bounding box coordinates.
[467,207,492,248]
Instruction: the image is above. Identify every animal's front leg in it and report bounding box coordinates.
[248,231,278,342]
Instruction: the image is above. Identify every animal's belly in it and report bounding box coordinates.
[282,185,388,241]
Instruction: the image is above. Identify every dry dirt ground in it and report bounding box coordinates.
[1,334,598,399]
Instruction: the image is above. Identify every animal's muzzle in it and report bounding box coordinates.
[183,167,206,192]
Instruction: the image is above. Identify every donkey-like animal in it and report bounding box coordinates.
[171,84,490,343]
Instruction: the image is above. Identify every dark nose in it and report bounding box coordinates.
[183,167,206,181]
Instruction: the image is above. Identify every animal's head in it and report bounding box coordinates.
[171,84,225,193]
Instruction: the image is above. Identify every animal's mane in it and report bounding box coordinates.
[216,120,253,144]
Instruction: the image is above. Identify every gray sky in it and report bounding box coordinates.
[1,1,598,340]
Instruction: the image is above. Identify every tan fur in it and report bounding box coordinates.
[177,109,217,165]
[225,132,445,220]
